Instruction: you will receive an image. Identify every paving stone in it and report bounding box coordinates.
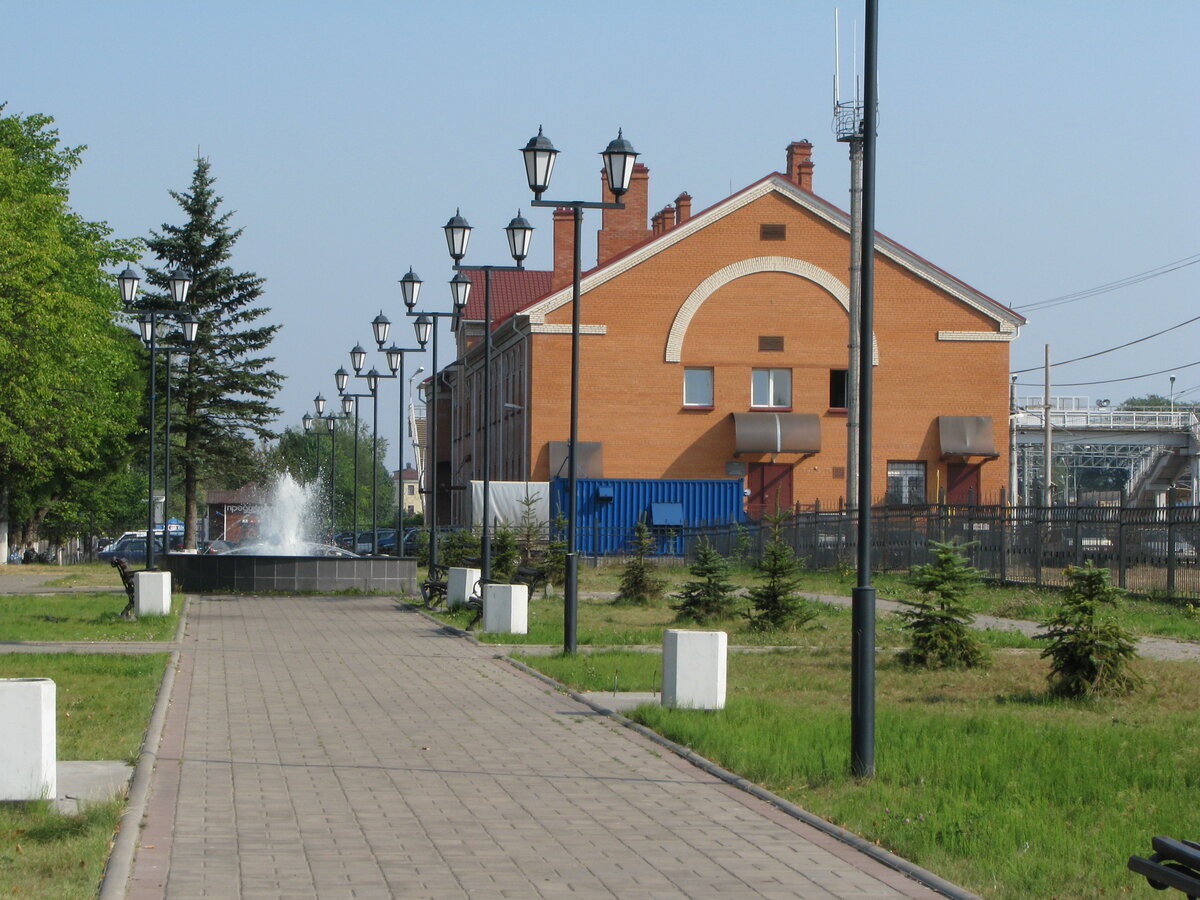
[128,595,945,898]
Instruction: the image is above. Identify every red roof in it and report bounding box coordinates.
[461,269,553,331]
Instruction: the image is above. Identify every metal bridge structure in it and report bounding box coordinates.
[1014,405,1200,506]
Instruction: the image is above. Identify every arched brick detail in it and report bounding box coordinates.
[665,256,877,364]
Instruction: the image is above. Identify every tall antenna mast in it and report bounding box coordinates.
[834,8,841,107]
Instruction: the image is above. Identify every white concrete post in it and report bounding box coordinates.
[0,678,56,800]
[447,567,481,609]
[482,583,528,634]
[134,571,172,616]
[662,630,727,710]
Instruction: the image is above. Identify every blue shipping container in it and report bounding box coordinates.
[550,477,746,556]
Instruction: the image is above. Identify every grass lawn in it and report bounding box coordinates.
[428,561,1200,643]
[0,593,180,642]
[516,647,1199,900]
[0,653,169,898]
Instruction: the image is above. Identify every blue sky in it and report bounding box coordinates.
[5,0,1198,468]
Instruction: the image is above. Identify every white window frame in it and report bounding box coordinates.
[751,368,791,408]
[886,461,927,506]
[683,367,714,407]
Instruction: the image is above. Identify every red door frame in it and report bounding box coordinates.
[946,462,983,505]
[747,463,793,519]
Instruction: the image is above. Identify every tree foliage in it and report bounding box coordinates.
[0,107,143,555]
[671,538,737,624]
[141,158,282,547]
[898,540,987,669]
[1037,563,1142,698]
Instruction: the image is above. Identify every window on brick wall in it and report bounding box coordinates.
[751,368,791,408]
[760,224,786,240]
[683,367,714,407]
[886,461,926,506]
[829,369,847,409]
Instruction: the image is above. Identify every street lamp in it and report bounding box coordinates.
[444,207,534,585]
[407,268,469,572]
[118,264,197,570]
[367,312,422,552]
[335,368,377,555]
[520,128,637,653]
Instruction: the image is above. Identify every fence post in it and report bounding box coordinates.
[1167,494,1177,599]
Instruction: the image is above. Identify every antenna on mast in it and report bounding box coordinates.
[833,9,864,141]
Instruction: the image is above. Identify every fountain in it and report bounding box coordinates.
[162,473,416,594]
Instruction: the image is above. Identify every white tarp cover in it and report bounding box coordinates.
[469,481,550,532]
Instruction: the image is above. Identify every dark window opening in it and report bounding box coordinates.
[829,369,847,408]
[760,224,786,240]
[759,335,784,352]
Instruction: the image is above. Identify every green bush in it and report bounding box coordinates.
[441,529,480,567]
[897,540,987,669]
[1037,563,1143,698]
[490,526,519,582]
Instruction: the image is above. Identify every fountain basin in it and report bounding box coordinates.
[163,553,416,595]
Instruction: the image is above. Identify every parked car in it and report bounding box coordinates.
[97,534,163,564]
[354,529,396,555]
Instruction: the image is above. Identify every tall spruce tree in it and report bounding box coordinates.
[142,158,281,548]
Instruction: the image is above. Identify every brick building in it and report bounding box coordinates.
[436,140,1024,524]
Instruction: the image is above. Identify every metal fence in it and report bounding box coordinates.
[559,503,1200,602]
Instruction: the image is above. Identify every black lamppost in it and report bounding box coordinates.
[520,127,639,653]
[851,0,880,779]
[359,316,422,554]
[302,392,333,507]
[119,264,198,571]
[335,367,377,554]
[442,208,534,583]
[405,269,468,572]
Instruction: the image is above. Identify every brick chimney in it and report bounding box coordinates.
[786,140,814,191]
[597,162,651,265]
[675,192,692,224]
[552,207,575,291]
[652,205,675,236]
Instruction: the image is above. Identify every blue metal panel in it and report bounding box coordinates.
[650,503,684,526]
[550,478,746,556]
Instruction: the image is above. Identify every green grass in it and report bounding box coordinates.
[0,593,180,642]
[432,588,1039,651]
[516,648,1199,899]
[0,653,169,898]
[422,561,1199,643]
[0,799,124,900]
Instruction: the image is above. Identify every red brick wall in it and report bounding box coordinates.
[526,190,1011,505]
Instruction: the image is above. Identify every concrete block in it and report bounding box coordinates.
[134,571,172,616]
[662,630,727,710]
[447,567,481,609]
[483,583,528,634]
[0,678,56,800]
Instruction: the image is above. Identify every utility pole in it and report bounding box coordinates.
[1043,344,1053,507]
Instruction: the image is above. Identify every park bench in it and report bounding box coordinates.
[1128,836,1200,897]
[420,563,449,609]
[111,558,136,620]
[513,563,549,599]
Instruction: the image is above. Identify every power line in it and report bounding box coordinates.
[1015,358,1200,388]
[1013,252,1200,312]
[1011,312,1200,374]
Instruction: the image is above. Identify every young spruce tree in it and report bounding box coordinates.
[142,158,282,548]
[671,538,736,624]
[1037,562,1142,698]
[898,540,986,668]
[744,515,816,631]
[615,520,666,606]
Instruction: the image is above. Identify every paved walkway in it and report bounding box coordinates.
[126,595,942,899]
